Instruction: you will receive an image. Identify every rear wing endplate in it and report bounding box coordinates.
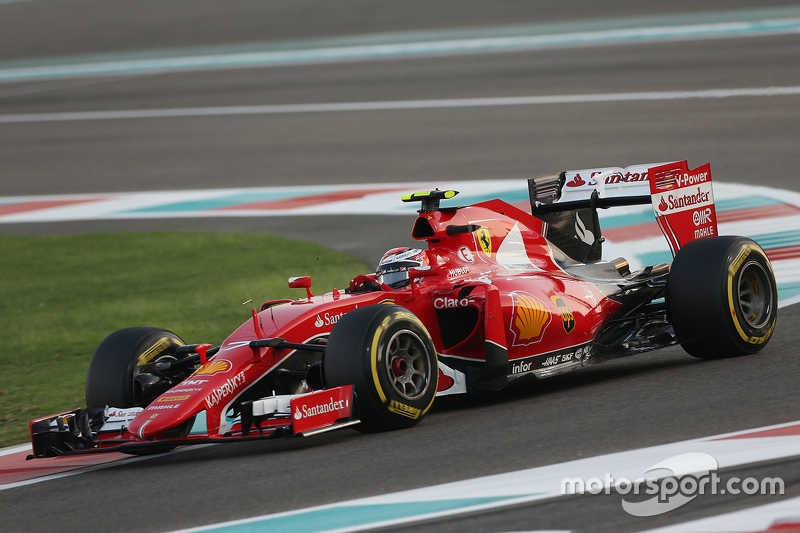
[528,161,718,261]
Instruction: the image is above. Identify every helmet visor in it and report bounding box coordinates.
[377,269,410,288]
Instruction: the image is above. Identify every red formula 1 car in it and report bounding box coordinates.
[29,161,778,458]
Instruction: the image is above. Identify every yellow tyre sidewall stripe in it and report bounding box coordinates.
[726,244,776,345]
[369,309,438,417]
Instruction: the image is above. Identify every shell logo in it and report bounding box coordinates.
[510,292,551,346]
[193,359,232,376]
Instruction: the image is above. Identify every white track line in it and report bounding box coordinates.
[0,444,213,491]
[0,87,799,123]
[0,443,31,457]
[638,495,800,533]
[160,419,800,533]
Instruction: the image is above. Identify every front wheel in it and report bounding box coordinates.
[324,305,438,431]
[667,236,777,358]
[85,327,190,408]
[85,327,195,455]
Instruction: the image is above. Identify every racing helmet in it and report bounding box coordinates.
[376,247,429,288]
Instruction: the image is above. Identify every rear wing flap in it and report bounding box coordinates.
[528,161,717,263]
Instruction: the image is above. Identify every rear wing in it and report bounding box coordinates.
[528,161,718,263]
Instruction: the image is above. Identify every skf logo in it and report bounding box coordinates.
[193,359,232,376]
[510,292,551,346]
[388,400,422,419]
[550,295,575,334]
[157,395,191,402]
[476,228,492,256]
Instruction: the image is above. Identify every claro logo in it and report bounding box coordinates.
[434,297,473,309]
[293,397,348,420]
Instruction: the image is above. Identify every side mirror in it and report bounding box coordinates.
[288,276,313,299]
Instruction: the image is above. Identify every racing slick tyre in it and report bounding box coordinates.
[667,236,777,359]
[86,327,187,407]
[324,305,438,432]
[85,327,194,454]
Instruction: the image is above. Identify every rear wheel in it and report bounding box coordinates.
[324,306,438,431]
[667,236,777,358]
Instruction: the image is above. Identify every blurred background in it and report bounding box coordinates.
[2,0,799,262]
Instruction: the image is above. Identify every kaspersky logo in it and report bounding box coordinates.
[510,291,551,346]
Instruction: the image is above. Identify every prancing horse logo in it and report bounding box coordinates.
[476,228,492,256]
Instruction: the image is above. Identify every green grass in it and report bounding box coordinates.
[0,232,368,447]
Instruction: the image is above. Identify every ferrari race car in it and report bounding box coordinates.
[28,160,778,458]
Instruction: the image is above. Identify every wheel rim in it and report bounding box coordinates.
[384,329,431,401]
[133,354,179,406]
[737,261,772,329]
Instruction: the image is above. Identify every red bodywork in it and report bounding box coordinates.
[110,199,620,444]
[28,161,729,456]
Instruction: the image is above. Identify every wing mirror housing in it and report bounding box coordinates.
[288,276,314,299]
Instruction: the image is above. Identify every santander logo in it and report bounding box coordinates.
[566,175,586,187]
[659,197,669,212]
[295,397,348,419]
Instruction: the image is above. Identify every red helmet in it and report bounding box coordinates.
[376,247,429,288]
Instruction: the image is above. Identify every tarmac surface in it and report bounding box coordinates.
[1,1,799,532]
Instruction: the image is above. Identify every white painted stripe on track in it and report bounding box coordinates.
[0,443,214,491]
[163,420,800,533]
[780,293,800,308]
[2,13,800,82]
[0,443,31,457]
[0,452,166,492]
[1,87,799,123]
[2,180,799,308]
[637,495,800,532]
[607,213,800,252]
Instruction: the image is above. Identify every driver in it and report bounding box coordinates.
[347,247,430,293]
[375,247,429,288]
